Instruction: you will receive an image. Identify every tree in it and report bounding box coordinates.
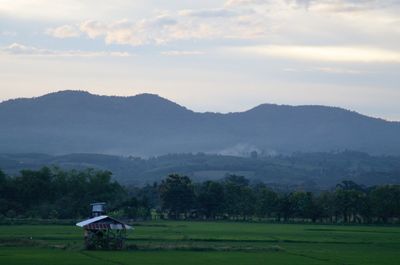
[119,197,139,219]
[0,170,10,215]
[0,167,126,219]
[370,185,400,222]
[223,175,254,220]
[0,170,5,182]
[316,191,335,223]
[197,181,224,219]
[0,170,6,198]
[159,174,195,219]
[238,186,256,220]
[336,180,365,192]
[277,194,293,222]
[334,188,365,223]
[290,192,322,222]
[13,167,56,213]
[255,185,278,219]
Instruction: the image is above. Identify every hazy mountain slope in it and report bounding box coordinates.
[1,152,399,187]
[0,90,399,155]
[223,104,400,154]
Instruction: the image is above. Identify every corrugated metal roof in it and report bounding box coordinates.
[76,215,109,227]
[75,215,132,230]
[85,223,110,230]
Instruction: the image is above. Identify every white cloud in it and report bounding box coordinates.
[313,66,363,74]
[1,31,17,37]
[54,7,265,46]
[232,45,400,63]
[235,0,400,11]
[78,15,179,46]
[1,43,132,57]
[2,43,53,55]
[283,66,363,74]
[224,0,266,7]
[46,25,80,38]
[308,0,399,13]
[0,0,148,21]
[40,0,398,49]
[160,50,205,56]
[179,8,237,18]
[79,20,109,39]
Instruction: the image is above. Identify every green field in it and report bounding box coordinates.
[1,221,400,265]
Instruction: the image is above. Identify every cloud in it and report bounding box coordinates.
[232,45,400,63]
[224,0,400,11]
[43,0,399,54]
[0,0,144,21]
[46,25,80,38]
[224,0,313,8]
[283,66,363,74]
[179,8,237,18]
[224,0,266,7]
[76,19,199,46]
[79,20,109,39]
[1,43,132,57]
[288,0,400,12]
[58,8,265,46]
[313,67,363,74]
[1,31,17,37]
[2,43,53,55]
[78,15,178,46]
[160,50,205,56]
[243,0,399,17]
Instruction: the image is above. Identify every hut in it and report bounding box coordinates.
[76,202,132,250]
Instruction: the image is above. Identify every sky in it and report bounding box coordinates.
[0,0,399,120]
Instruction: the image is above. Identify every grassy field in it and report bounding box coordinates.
[0,221,400,265]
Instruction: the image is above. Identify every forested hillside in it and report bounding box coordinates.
[1,151,399,187]
[1,90,400,156]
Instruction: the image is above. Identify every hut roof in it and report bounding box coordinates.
[76,215,132,230]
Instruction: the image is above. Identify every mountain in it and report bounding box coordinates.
[1,90,400,156]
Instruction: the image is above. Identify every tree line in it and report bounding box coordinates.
[157,174,400,224]
[0,168,125,219]
[0,168,399,224]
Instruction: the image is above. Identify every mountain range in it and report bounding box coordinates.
[1,90,400,156]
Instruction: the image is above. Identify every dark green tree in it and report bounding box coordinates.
[223,175,254,220]
[316,191,335,223]
[370,185,400,222]
[197,181,225,219]
[334,188,365,223]
[290,192,321,222]
[255,186,279,219]
[277,194,293,222]
[159,174,195,219]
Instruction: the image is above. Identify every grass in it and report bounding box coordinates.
[0,221,399,265]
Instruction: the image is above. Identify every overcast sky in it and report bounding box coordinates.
[0,0,399,120]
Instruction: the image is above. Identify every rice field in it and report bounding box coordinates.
[0,221,399,265]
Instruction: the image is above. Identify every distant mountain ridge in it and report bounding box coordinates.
[1,90,400,156]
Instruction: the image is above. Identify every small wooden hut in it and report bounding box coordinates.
[76,203,132,250]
